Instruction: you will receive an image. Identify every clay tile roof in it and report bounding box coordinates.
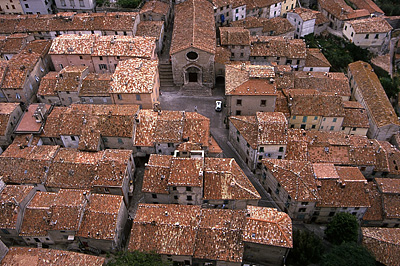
[313,163,340,179]
[0,103,20,135]
[203,158,260,200]
[0,144,59,184]
[168,157,203,187]
[170,0,216,55]
[37,72,59,96]
[256,112,288,145]
[347,17,393,33]
[362,227,400,266]
[129,204,292,261]
[347,0,384,14]
[0,33,29,54]
[110,58,158,94]
[92,35,156,58]
[288,90,345,117]
[250,36,306,58]
[220,27,250,46]
[244,206,292,248]
[362,182,383,222]
[49,34,96,55]
[77,194,123,240]
[79,73,112,96]
[342,102,369,128]
[349,61,400,127]
[215,46,231,65]
[194,208,246,262]
[0,185,34,230]
[229,116,258,149]
[375,178,400,194]
[136,21,164,40]
[1,247,105,265]
[42,104,139,143]
[142,155,172,194]
[317,171,370,208]
[225,63,275,95]
[140,0,170,15]
[20,191,57,236]
[2,50,41,89]
[134,110,209,147]
[129,204,201,256]
[231,17,294,36]
[315,11,329,25]
[305,48,331,68]
[291,8,317,21]
[262,159,319,202]
[261,17,295,35]
[318,0,370,20]
[45,148,131,190]
[55,65,87,92]
[0,15,22,34]
[50,189,89,231]
[293,72,351,97]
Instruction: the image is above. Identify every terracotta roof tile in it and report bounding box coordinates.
[0,144,59,184]
[244,206,292,248]
[140,0,170,15]
[110,58,158,94]
[362,182,383,222]
[20,191,57,236]
[136,21,164,40]
[342,101,369,128]
[0,103,20,136]
[37,72,59,96]
[170,0,215,55]
[362,227,400,266]
[318,0,370,20]
[262,159,319,202]
[129,204,292,260]
[305,48,331,68]
[220,27,250,46]
[347,17,392,33]
[1,247,105,265]
[0,185,34,230]
[231,17,295,36]
[293,72,351,98]
[203,157,260,200]
[79,73,112,96]
[250,36,306,58]
[77,194,123,240]
[347,0,384,14]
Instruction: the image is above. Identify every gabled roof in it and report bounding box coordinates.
[362,227,400,266]
[346,17,392,33]
[348,61,400,128]
[77,194,123,240]
[129,204,292,261]
[170,0,215,55]
[1,247,105,265]
[262,159,319,202]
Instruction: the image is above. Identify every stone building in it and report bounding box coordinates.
[129,204,292,266]
[170,0,216,93]
[142,154,260,209]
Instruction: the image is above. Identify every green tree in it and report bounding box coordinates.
[117,0,140,8]
[325,212,359,245]
[286,230,324,266]
[321,242,375,266]
[106,251,171,266]
[380,76,400,100]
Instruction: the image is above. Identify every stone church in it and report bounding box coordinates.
[170,0,216,94]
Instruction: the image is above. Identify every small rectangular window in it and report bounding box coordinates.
[136,94,141,101]
[260,100,266,106]
[236,99,242,106]
[117,94,122,100]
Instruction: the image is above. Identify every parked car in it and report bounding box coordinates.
[215,101,222,112]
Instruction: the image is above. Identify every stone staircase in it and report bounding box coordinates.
[180,83,212,97]
[159,63,175,89]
